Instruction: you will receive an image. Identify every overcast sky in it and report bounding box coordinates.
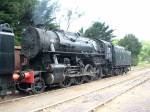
[56,0,150,41]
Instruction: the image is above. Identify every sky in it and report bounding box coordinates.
[55,0,150,41]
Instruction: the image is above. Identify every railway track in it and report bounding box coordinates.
[0,68,149,112]
[87,76,149,112]
[33,71,150,112]
[87,81,149,112]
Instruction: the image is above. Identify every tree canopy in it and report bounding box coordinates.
[0,0,37,45]
[118,34,142,65]
[0,0,59,45]
[0,0,37,29]
[84,22,115,41]
[138,41,150,64]
[118,34,142,56]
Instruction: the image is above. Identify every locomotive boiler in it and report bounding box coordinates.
[13,27,131,94]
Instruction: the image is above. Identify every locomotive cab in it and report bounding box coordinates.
[98,40,112,63]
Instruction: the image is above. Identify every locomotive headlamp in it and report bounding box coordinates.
[13,73,20,80]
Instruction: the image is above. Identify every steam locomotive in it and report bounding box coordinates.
[12,27,131,94]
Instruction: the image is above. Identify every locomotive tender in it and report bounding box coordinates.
[13,27,131,94]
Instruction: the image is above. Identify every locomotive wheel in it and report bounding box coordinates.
[32,77,45,94]
[120,68,124,75]
[118,69,121,75]
[110,70,115,77]
[75,77,84,85]
[95,67,103,80]
[16,84,27,94]
[87,76,94,81]
[82,76,89,83]
[114,69,118,76]
[124,68,128,74]
[84,64,93,75]
[84,64,94,81]
[59,77,72,88]
[70,77,76,85]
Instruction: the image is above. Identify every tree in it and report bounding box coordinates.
[84,22,115,41]
[0,0,21,27]
[66,10,72,31]
[111,39,119,45]
[0,0,37,28]
[0,0,37,45]
[0,0,59,45]
[118,34,142,65]
[57,7,83,31]
[16,0,37,37]
[138,41,150,64]
[19,0,37,27]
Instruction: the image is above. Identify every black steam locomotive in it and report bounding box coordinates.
[13,27,131,94]
[0,22,14,96]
